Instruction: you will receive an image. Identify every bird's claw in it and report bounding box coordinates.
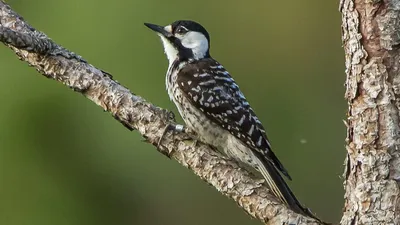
[157,123,200,157]
[157,123,185,149]
[178,128,198,146]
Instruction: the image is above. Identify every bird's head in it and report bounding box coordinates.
[144,20,210,64]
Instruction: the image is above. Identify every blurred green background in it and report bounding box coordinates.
[0,0,345,224]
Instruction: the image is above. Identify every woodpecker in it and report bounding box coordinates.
[144,20,310,216]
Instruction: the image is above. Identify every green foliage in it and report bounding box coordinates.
[0,0,344,224]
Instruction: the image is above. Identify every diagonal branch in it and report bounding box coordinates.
[0,1,324,224]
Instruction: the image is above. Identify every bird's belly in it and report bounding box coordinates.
[170,87,256,167]
[167,85,257,169]
[182,103,257,167]
[171,87,227,148]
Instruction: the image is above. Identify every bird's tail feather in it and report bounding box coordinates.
[253,156,317,219]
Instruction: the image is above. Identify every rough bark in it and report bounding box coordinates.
[0,1,323,225]
[340,0,400,224]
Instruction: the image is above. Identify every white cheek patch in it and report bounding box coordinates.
[181,31,209,59]
[158,34,178,66]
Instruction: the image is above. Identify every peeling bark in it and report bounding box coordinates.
[340,0,400,224]
[0,1,324,224]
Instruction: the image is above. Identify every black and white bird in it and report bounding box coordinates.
[144,20,310,215]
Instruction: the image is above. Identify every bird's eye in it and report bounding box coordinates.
[176,26,188,34]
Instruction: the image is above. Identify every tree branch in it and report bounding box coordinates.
[340,0,400,224]
[0,1,323,224]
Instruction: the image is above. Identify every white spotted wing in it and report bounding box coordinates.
[176,58,291,179]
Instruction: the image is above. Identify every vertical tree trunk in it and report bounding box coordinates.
[340,0,400,224]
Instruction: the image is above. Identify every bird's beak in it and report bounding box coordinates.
[144,23,172,38]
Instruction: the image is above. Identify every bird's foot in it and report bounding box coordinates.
[178,127,199,148]
[157,123,185,158]
[157,123,185,149]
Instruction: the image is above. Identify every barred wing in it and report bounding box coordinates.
[177,58,291,179]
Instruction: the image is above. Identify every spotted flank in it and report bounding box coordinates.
[175,58,291,179]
